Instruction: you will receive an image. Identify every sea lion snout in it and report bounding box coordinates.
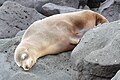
[21,58,35,70]
[22,64,31,71]
[14,49,36,70]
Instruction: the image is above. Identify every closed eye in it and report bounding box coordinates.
[21,53,28,60]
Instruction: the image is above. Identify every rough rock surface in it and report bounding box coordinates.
[78,0,88,9]
[0,0,87,13]
[111,70,120,80]
[115,0,120,3]
[49,0,79,9]
[0,0,50,13]
[41,3,82,16]
[0,30,75,80]
[71,20,120,80]
[15,30,25,37]
[0,0,35,8]
[98,0,114,13]
[99,0,120,22]
[0,0,80,11]
[87,0,106,9]
[34,0,50,13]
[0,1,45,38]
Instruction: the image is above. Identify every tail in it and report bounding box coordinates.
[95,12,109,25]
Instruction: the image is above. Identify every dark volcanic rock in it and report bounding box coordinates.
[87,0,106,9]
[10,72,41,80]
[41,3,82,16]
[78,0,106,9]
[0,32,74,80]
[114,0,120,3]
[78,0,88,9]
[49,0,79,9]
[10,71,73,80]
[111,70,120,80]
[42,71,72,80]
[0,0,80,9]
[15,30,25,37]
[34,0,49,13]
[98,0,114,13]
[0,0,35,8]
[71,20,120,80]
[99,0,120,22]
[0,1,45,38]
[10,0,35,8]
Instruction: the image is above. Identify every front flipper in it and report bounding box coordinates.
[69,28,90,45]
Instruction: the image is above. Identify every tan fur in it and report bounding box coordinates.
[14,10,108,70]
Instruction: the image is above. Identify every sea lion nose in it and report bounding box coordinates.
[25,65,29,70]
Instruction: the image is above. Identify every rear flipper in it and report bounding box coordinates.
[69,28,90,45]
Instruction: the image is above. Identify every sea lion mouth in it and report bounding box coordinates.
[21,64,31,71]
[23,66,30,71]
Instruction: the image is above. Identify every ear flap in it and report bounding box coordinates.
[21,53,28,60]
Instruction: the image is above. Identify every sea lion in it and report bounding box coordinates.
[14,10,108,70]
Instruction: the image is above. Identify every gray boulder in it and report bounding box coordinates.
[114,0,120,3]
[111,70,120,80]
[0,31,74,80]
[9,0,35,8]
[99,0,120,22]
[0,0,35,8]
[0,0,50,13]
[34,0,49,13]
[87,0,106,9]
[10,71,72,80]
[0,0,80,9]
[0,0,5,6]
[42,71,72,80]
[15,30,25,37]
[41,3,82,16]
[34,0,89,13]
[71,20,120,80]
[78,0,88,9]
[98,0,114,13]
[0,1,45,38]
[49,0,79,9]
[0,36,22,80]
[10,72,41,80]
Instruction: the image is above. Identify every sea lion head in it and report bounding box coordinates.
[14,45,37,71]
